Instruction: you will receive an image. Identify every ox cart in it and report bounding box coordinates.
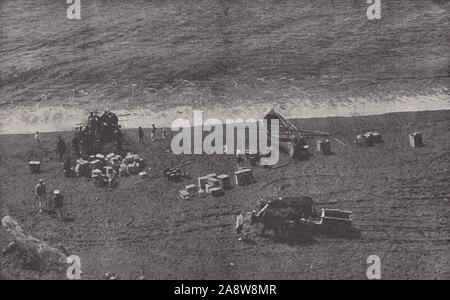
[250,196,354,238]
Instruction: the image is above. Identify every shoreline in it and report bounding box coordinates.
[1,108,450,136]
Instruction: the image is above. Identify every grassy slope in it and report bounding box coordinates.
[0,0,449,110]
[0,110,449,279]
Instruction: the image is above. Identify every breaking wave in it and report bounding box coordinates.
[0,91,449,134]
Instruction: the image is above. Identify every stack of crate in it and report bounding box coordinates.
[198,173,217,189]
[205,177,220,194]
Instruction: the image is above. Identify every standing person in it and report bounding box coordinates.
[35,179,46,213]
[56,136,66,162]
[34,131,41,147]
[93,114,100,135]
[235,212,248,241]
[162,128,167,139]
[119,160,129,177]
[151,124,157,141]
[138,127,144,144]
[53,190,65,220]
[87,112,95,132]
[63,156,73,177]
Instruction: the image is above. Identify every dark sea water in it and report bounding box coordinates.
[0,0,449,133]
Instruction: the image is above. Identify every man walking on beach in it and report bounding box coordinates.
[35,131,41,147]
[235,212,248,241]
[35,179,46,213]
[138,127,144,144]
[56,136,66,162]
[53,190,65,220]
[151,124,157,141]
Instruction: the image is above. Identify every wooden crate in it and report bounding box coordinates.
[317,139,332,155]
[28,161,41,173]
[198,176,210,189]
[409,132,424,148]
[209,187,224,197]
[185,184,198,194]
[76,159,91,177]
[217,174,231,190]
[234,168,255,186]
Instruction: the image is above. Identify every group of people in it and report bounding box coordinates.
[35,179,65,220]
[138,124,166,144]
[71,111,124,158]
[33,112,171,218]
[86,111,119,138]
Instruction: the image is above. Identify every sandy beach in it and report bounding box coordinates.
[1,109,449,280]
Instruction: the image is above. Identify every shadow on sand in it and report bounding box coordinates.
[259,226,362,246]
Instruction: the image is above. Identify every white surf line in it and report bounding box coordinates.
[0,92,449,134]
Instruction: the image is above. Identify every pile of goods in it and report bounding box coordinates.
[164,168,190,182]
[178,168,255,200]
[356,131,383,146]
[74,152,147,187]
[196,174,223,198]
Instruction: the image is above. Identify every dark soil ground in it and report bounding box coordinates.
[0,110,449,279]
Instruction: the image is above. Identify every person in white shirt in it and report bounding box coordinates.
[151,124,157,141]
[235,212,249,241]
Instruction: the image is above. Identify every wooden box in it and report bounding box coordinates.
[90,159,104,171]
[139,171,148,179]
[76,159,91,177]
[234,168,255,186]
[185,184,198,194]
[28,161,41,173]
[409,132,424,148]
[317,139,332,154]
[217,174,231,190]
[198,176,211,189]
